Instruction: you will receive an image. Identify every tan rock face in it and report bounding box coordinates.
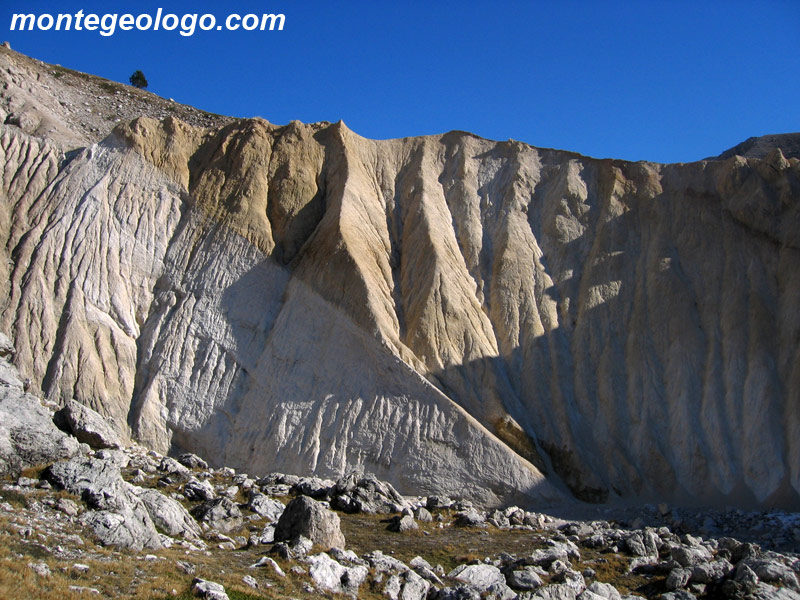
[1,47,798,508]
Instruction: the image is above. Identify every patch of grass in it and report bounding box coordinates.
[576,548,664,595]
[53,488,82,502]
[1,488,31,508]
[49,65,90,83]
[20,466,45,480]
[341,512,548,573]
[228,590,274,600]
[99,80,123,94]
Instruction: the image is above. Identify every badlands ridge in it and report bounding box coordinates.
[1,45,799,510]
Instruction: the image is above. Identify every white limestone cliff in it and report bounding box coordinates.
[1,46,798,508]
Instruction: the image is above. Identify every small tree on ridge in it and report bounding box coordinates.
[129,70,148,89]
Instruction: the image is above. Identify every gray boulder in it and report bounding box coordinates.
[0,386,80,477]
[744,558,800,590]
[553,568,585,595]
[624,530,658,557]
[666,567,692,590]
[385,569,431,600]
[274,495,345,549]
[508,566,544,590]
[159,456,191,476]
[250,556,285,576]
[246,491,284,521]
[306,552,368,596]
[293,476,335,499]
[178,452,208,470]
[0,335,24,389]
[414,506,434,522]
[388,514,418,532]
[410,556,444,585]
[523,540,581,569]
[747,584,800,599]
[94,449,129,468]
[271,535,315,559]
[364,549,410,574]
[489,510,511,528]
[526,584,578,599]
[735,564,760,585]
[53,400,122,450]
[455,509,487,527]
[434,586,482,600]
[28,561,51,577]
[331,547,367,566]
[426,495,453,510]
[331,471,409,514]
[45,456,162,550]
[670,545,712,567]
[191,497,243,533]
[256,523,275,544]
[46,456,126,507]
[56,497,80,516]
[184,477,216,501]
[690,559,733,584]
[449,564,514,599]
[659,591,697,600]
[191,578,229,600]
[134,487,201,539]
[81,506,162,551]
[584,581,622,600]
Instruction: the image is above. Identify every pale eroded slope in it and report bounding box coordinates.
[1,47,798,508]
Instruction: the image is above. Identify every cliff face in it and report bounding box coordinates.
[1,46,799,508]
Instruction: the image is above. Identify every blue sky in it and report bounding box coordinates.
[2,1,798,163]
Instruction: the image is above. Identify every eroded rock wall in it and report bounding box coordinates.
[1,47,798,508]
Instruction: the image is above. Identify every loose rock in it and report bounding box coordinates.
[53,400,122,450]
[274,495,345,549]
[190,498,243,534]
[191,578,229,600]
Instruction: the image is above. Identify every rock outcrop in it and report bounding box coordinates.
[713,132,800,161]
[274,495,346,549]
[54,400,124,449]
[0,336,80,476]
[134,486,202,539]
[190,497,243,534]
[0,46,799,509]
[44,456,163,550]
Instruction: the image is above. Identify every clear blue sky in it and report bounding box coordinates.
[2,1,798,163]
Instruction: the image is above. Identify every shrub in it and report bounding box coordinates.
[129,70,148,89]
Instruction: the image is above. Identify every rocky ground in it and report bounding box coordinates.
[0,334,799,599]
[0,43,234,149]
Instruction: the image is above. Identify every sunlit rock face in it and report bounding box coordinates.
[2,46,799,509]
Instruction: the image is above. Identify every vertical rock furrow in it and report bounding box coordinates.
[4,140,185,437]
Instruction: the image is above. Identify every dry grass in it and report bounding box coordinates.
[1,487,31,508]
[20,466,47,479]
[341,510,551,572]
[576,548,667,596]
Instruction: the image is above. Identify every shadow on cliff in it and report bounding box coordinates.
[429,251,636,505]
[429,198,800,510]
[424,193,715,506]
[163,254,291,462]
